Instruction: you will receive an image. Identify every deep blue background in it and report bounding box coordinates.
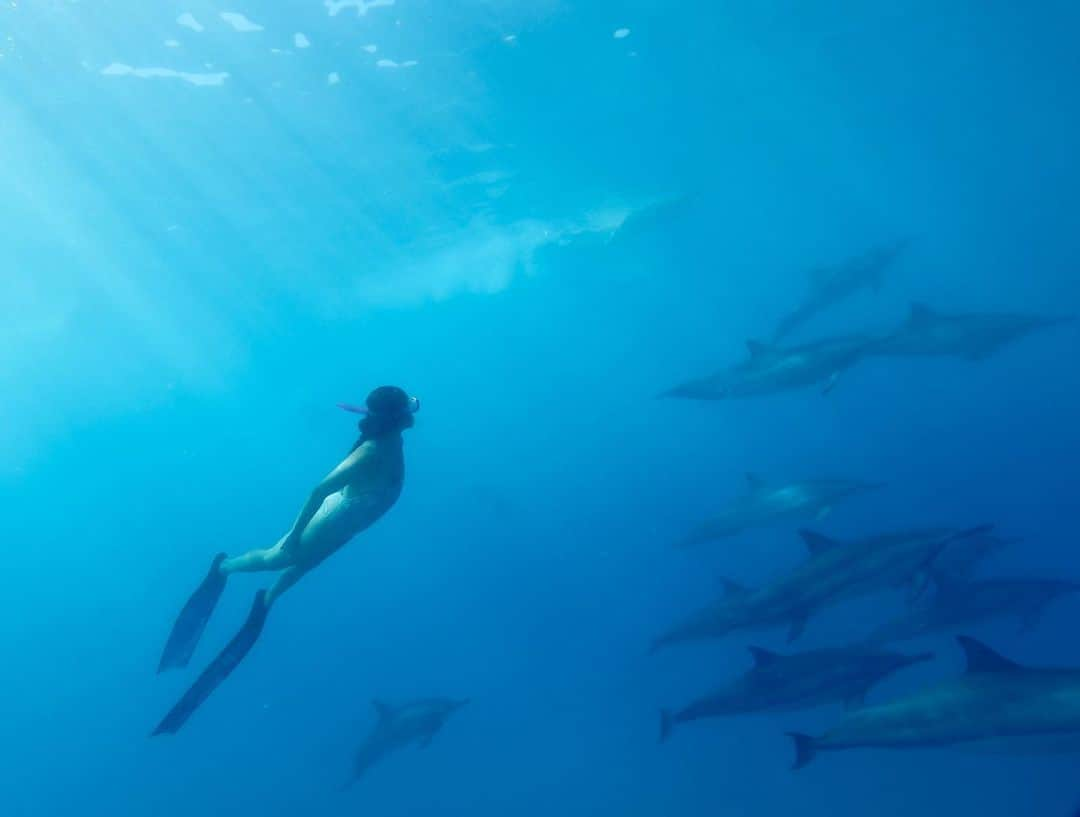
[1,1,1078,815]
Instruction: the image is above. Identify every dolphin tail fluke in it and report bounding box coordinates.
[787,733,818,771]
[151,590,269,736]
[157,553,229,673]
[659,710,675,743]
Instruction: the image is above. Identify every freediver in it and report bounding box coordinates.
[152,385,419,735]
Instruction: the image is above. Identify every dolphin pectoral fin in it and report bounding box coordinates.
[787,733,818,770]
[151,590,269,736]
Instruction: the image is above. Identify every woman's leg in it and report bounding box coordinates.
[220,537,290,575]
[265,564,308,608]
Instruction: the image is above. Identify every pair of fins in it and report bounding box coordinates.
[152,553,269,736]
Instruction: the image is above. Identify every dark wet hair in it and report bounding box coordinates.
[353,385,414,450]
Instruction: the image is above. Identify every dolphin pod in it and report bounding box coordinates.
[652,239,1079,785]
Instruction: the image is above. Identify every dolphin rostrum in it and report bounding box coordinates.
[659,644,932,743]
[662,335,872,400]
[788,636,1080,768]
[652,525,993,652]
[773,239,909,341]
[865,576,1080,645]
[676,473,882,547]
[347,698,469,786]
[869,302,1074,360]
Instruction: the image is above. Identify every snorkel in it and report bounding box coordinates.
[337,396,420,416]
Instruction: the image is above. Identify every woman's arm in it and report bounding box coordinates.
[282,444,371,549]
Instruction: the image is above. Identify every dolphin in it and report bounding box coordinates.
[788,636,1080,768]
[662,335,873,400]
[652,525,992,652]
[347,698,469,786]
[676,473,882,547]
[659,644,932,743]
[869,302,1074,361]
[865,576,1080,645]
[773,239,910,341]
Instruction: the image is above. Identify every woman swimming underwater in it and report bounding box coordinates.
[153,385,419,735]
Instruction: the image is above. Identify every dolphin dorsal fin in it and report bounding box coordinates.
[747,645,780,668]
[957,637,1022,674]
[908,302,936,324]
[745,340,771,357]
[799,529,842,556]
[372,699,394,720]
[717,577,751,598]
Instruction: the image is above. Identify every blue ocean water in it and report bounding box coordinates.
[2,1,1079,815]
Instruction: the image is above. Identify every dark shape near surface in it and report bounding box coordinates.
[152,590,269,736]
[788,636,1080,769]
[157,553,228,673]
[347,698,470,787]
[659,644,931,743]
[773,239,910,341]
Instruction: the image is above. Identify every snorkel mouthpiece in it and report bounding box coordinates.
[337,402,368,415]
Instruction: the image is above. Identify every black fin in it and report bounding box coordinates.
[957,636,1022,674]
[748,646,780,668]
[658,710,675,744]
[787,733,817,770]
[151,590,269,736]
[157,553,228,673]
[799,529,841,556]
